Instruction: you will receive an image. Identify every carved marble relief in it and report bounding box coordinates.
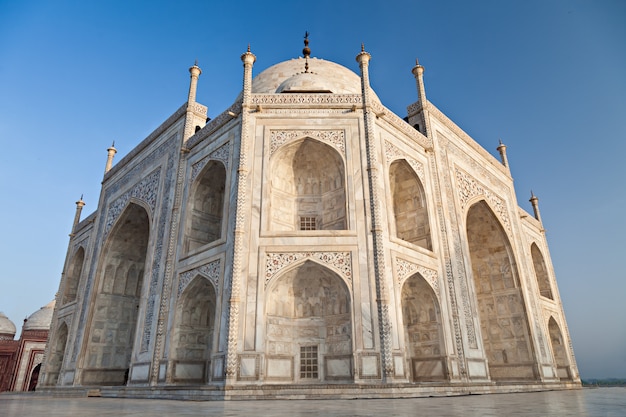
[177,260,221,297]
[190,142,230,182]
[269,130,346,157]
[265,252,352,288]
[394,257,439,296]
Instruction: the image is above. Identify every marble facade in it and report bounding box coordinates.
[39,41,580,399]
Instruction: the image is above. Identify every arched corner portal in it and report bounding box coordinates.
[82,202,150,386]
[390,159,432,250]
[531,243,553,300]
[184,160,226,253]
[269,138,347,231]
[61,246,85,305]
[466,201,538,381]
[43,322,68,386]
[170,276,217,384]
[265,261,352,383]
[401,273,446,381]
[548,317,572,380]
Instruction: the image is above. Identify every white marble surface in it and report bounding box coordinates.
[2,388,625,416]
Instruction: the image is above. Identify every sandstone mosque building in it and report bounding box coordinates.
[40,38,580,399]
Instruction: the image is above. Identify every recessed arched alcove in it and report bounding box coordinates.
[548,317,572,380]
[466,200,537,381]
[170,276,216,384]
[82,202,149,386]
[389,159,432,250]
[531,243,553,300]
[265,260,352,382]
[184,160,226,253]
[269,139,346,231]
[43,322,68,386]
[61,247,85,305]
[401,273,446,381]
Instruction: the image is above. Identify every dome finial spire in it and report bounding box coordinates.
[303,31,311,73]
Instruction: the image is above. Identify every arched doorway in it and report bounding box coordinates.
[466,201,537,381]
[265,261,352,382]
[82,202,150,385]
[390,159,432,250]
[548,317,572,380]
[170,276,217,383]
[401,273,446,381]
[27,363,41,391]
[269,138,346,231]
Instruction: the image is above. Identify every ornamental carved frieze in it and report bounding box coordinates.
[191,142,230,182]
[394,257,439,295]
[177,259,221,297]
[384,140,425,181]
[269,130,345,156]
[251,94,362,107]
[103,169,160,238]
[265,252,352,288]
[455,167,511,232]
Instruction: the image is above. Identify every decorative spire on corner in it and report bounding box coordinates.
[303,31,311,73]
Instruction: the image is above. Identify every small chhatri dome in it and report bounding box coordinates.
[23,300,56,331]
[0,311,16,339]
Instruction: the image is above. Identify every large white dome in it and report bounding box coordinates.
[0,312,16,339]
[23,300,55,331]
[250,57,380,101]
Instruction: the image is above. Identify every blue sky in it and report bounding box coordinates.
[0,1,624,379]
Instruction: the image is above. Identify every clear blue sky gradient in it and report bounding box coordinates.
[0,1,624,379]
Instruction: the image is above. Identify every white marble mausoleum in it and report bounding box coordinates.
[40,39,580,399]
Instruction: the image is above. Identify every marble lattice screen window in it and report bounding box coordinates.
[300,345,319,379]
[299,216,317,231]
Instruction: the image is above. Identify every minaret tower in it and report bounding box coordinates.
[71,195,85,234]
[411,58,427,107]
[497,139,509,169]
[104,142,117,174]
[529,191,543,224]
[188,60,201,103]
[409,57,431,138]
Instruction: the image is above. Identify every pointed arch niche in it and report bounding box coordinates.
[401,273,446,381]
[390,159,432,250]
[548,317,572,380]
[61,247,85,305]
[170,276,216,384]
[184,160,226,253]
[269,138,347,231]
[265,260,352,382]
[466,201,537,381]
[82,202,149,386]
[531,243,553,300]
[43,322,68,386]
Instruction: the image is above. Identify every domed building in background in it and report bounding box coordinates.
[0,301,55,392]
[40,38,579,399]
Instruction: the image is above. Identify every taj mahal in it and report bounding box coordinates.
[38,37,580,399]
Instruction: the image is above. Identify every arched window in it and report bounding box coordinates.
[466,201,537,381]
[82,202,149,386]
[390,159,431,250]
[171,276,216,383]
[401,273,446,381]
[184,160,226,253]
[269,139,346,231]
[265,261,352,382]
[531,243,553,300]
[61,247,85,305]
